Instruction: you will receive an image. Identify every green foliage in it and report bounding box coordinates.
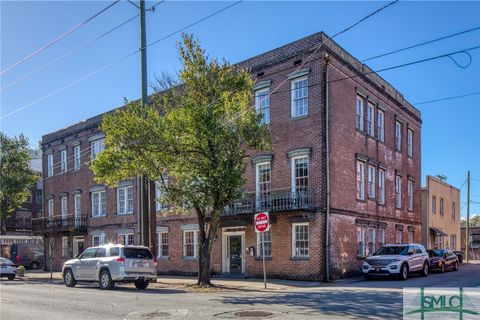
[471,215,480,227]
[0,133,39,233]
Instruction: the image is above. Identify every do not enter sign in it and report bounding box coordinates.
[254,212,270,233]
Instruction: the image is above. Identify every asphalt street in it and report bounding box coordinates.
[1,263,479,320]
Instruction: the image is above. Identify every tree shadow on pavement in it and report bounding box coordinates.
[214,289,402,320]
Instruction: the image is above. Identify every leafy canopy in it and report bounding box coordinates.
[92,34,270,211]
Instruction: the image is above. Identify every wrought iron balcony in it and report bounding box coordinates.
[6,218,32,231]
[223,187,316,216]
[32,215,88,235]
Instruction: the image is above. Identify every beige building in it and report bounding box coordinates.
[421,176,461,250]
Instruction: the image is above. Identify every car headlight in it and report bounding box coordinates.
[363,264,369,269]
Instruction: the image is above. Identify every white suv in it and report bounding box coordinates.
[362,244,429,280]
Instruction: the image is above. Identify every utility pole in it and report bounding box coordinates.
[139,0,150,248]
[466,171,470,263]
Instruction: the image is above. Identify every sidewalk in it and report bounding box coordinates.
[20,270,325,292]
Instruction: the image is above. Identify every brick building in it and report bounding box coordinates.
[36,32,421,279]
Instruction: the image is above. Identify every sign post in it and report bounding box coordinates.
[254,212,269,290]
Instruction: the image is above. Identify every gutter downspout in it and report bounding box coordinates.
[324,54,331,282]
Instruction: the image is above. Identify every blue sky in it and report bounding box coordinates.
[1,1,479,218]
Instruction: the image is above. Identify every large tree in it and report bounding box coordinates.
[91,34,270,287]
[0,133,39,234]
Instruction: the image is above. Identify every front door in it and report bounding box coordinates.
[228,235,242,274]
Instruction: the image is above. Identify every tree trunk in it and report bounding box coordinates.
[196,207,221,288]
[0,217,6,235]
[197,242,212,287]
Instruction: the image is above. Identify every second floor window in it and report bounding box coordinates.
[356,161,365,200]
[367,103,375,136]
[395,175,402,209]
[378,169,385,205]
[255,88,270,124]
[395,121,402,152]
[407,129,413,157]
[74,194,81,218]
[61,196,68,217]
[292,156,308,192]
[407,179,414,211]
[291,77,308,118]
[48,199,54,217]
[452,202,456,221]
[73,145,81,170]
[91,139,105,161]
[377,109,385,142]
[256,162,271,197]
[355,96,364,131]
[440,198,444,216]
[368,165,376,198]
[60,150,67,173]
[47,154,53,177]
[92,190,106,217]
[432,196,436,214]
[117,186,133,215]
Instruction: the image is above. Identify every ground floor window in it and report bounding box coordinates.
[183,230,198,258]
[408,231,414,243]
[396,229,403,244]
[450,234,457,250]
[256,229,272,258]
[292,223,309,258]
[92,232,105,247]
[157,232,169,258]
[378,228,385,248]
[118,233,134,245]
[357,226,365,257]
[434,235,444,249]
[62,236,68,258]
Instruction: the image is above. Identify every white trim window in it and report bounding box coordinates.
[92,190,106,217]
[61,196,68,224]
[357,226,365,257]
[157,232,169,258]
[256,229,272,258]
[155,176,168,212]
[356,161,365,200]
[73,145,81,170]
[367,165,376,198]
[355,96,364,131]
[92,233,105,247]
[378,169,385,205]
[395,175,402,209]
[408,231,414,244]
[60,149,67,173]
[183,230,198,258]
[367,227,376,256]
[48,199,54,218]
[407,128,413,157]
[117,186,133,215]
[74,194,81,225]
[292,223,309,258]
[118,233,134,245]
[452,202,456,221]
[366,103,375,136]
[91,139,105,161]
[378,228,385,248]
[256,162,271,196]
[292,156,309,193]
[440,198,444,216]
[62,236,68,258]
[396,229,403,244]
[451,235,457,250]
[395,121,402,152]
[291,77,308,118]
[377,109,385,142]
[407,179,414,211]
[47,154,54,177]
[255,88,270,124]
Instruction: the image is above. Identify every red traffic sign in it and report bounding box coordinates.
[254,212,270,233]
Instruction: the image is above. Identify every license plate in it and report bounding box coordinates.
[375,268,380,272]
[135,261,145,268]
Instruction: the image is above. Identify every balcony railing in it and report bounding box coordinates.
[6,218,32,231]
[32,215,88,235]
[223,187,316,216]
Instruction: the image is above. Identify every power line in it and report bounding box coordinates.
[459,179,468,190]
[0,1,243,120]
[1,1,167,92]
[413,91,480,105]
[362,26,480,62]
[0,1,120,75]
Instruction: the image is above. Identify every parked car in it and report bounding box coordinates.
[453,251,464,263]
[363,244,430,280]
[0,257,17,280]
[62,244,157,290]
[427,249,459,273]
[10,242,44,269]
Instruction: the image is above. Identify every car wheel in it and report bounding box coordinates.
[99,270,114,290]
[134,279,149,290]
[30,261,40,270]
[454,262,459,271]
[63,269,77,287]
[7,275,15,281]
[399,264,408,280]
[421,262,429,277]
[440,263,445,273]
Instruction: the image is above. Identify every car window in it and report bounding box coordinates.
[80,248,96,259]
[95,248,106,258]
[109,247,120,257]
[414,246,423,254]
[0,257,11,263]
[123,248,153,259]
[374,246,409,255]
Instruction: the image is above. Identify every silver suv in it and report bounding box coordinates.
[362,243,430,280]
[62,244,157,290]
